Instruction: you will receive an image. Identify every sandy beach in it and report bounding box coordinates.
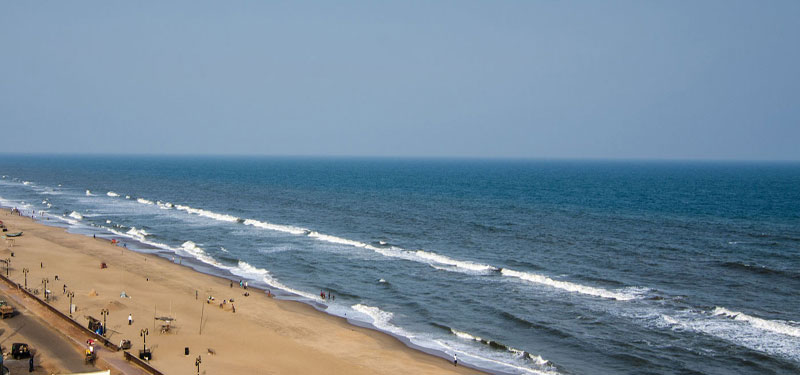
[0,209,481,374]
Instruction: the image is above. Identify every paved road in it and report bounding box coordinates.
[0,290,97,373]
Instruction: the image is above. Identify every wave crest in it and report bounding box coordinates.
[175,204,239,222]
[712,307,800,338]
[501,268,636,301]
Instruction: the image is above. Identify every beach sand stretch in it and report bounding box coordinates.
[0,209,481,374]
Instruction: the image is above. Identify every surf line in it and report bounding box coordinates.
[125,198,640,302]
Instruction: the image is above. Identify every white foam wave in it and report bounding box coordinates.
[415,251,498,273]
[85,190,94,196]
[136,198,154,205]
[106,228,175,253]
[179,241,220,266]
[68,211,84,220]
[230,261,320,300]
[106,220,112,224]
[452,328,480,341]
[175,205,239,222]
[126,227,150,241]
[712,307,800,338]
[306,232,497,275]
[308,231,369,248]
[125,195,131,199]
[22,181,31,185]
[48,212,79,226]
[451,328,552,368]
[501,268,635,301]
[657,309,800,362]
[352,304,410,337]
[243,219,307,235]
[433,340,554,375]
[107,191,120,197]
[156,201,174,210]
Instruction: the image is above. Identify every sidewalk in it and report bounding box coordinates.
[0,279,148,375]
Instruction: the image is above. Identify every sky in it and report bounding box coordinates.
[1,1,799,160]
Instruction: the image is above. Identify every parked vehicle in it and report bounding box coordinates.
[11,342,31,359]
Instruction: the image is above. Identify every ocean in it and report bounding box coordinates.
[1,155,798,374]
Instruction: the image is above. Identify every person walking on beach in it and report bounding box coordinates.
[453,353,458,367]
[128,313,133,325]
[244,281,248,290]
[29,353,34,372]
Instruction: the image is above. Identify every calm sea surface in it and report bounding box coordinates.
[1,155,798,374]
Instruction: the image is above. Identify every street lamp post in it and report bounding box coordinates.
[4,258,9,276]
[100,309,109,336]
[22,268,29,289]
[140,328,149,352]
[42,278,49,301]
[195,355,202,375]
[67,291,75,318]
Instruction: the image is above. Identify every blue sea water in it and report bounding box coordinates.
[1,155,799,374]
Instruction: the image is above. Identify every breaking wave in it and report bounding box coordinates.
[179,241,220,266]
[656,308,800,362]
[450,328,552,367]
[156,201,174,210]
[107,191,120,197]
[242,219,306,235]
[352,304,411,337]
[98,198,633,300]
[175,204,240,223]
[126,227,150,242]
[712,307,800,338]
[68,211,84,220]
[500,268,636,301]
[230,261,320,301]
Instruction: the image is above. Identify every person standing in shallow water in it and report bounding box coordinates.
[453,353,457,367]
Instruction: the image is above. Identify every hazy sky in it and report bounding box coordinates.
[2,1,799,160]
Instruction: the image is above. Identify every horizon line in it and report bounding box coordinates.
[1,152,799,164]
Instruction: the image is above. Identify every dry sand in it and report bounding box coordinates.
[1,209,481,374]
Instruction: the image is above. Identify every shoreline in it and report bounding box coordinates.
[1,207,487,374]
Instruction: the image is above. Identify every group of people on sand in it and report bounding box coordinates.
[233,279,248,289]
[208,295,236,313]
